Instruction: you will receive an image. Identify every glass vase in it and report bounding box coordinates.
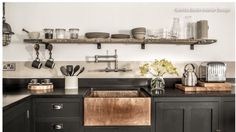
[151,77,165,94]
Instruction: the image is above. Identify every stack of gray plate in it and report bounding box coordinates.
[85,32,110,38]
[111,34,130,39]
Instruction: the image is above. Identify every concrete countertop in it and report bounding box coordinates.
[3,86,235,110]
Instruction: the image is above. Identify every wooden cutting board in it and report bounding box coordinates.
[175,84,232,92]
[197,81,232,88]
[28,83,53,90]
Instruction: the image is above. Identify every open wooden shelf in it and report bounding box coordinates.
[24,38,217,50]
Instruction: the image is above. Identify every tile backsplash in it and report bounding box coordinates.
[3,61,235,78]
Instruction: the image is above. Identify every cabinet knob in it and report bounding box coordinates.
[52,104,63,110]
[52,124,63,130]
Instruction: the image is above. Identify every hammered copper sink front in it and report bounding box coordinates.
[84,89,151,126]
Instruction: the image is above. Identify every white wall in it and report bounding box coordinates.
[3,2,235,62]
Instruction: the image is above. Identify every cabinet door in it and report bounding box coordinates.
[187,102,218,132]
[155,97,219,132]
[3,101,30,132]
[155,102,185,132]
[221,97,235,132]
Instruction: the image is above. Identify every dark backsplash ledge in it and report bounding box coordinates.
[3,78,235,92]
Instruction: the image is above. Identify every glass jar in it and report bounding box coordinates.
[55,28,66,39]
[157,28,171,39]
[184,16,194,39]
[44,28,54,39]
[147,29,159,39]
[170,17,180,39]
[69,28,79,39]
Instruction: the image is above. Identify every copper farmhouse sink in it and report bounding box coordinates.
[84,88,151,126]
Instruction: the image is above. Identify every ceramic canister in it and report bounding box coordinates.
[196,20,209,39]
[65,76,78,90]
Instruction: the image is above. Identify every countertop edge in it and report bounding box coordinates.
[3,88,235,110]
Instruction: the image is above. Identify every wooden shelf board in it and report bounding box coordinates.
[24,38,217,45]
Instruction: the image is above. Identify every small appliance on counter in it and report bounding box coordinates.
[199,62,226,82]
[176,61,231,92]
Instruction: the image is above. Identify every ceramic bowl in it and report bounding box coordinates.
[28,32,40,39]
[131,27,146,34]
[133,32,145,39]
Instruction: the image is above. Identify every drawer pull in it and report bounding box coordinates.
[52,124,64,130]
[52,104,63,110]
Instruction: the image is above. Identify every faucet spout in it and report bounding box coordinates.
[93,49,131,72]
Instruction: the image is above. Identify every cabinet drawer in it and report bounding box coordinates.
[35,118,80,132]
[34,98,80,117]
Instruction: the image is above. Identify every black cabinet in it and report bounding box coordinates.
[32,97,81,132]
[154,97,219,132]
[220,97,235,132]
[3,94,235,132]
[3,99,30,132]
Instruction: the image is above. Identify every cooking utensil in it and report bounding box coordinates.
[66,65,73,76]
[60,66,68,76]
[22,28,40,39]
[85,32,110,39]
[22,28,30,33]
[72,65,80,76]
[77,67,85,76]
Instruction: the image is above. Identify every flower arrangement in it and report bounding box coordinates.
[140,59,179,77]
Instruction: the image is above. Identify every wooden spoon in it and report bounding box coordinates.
[66,65,73,76]
[60,66,68,76]
[73,65,80,76]
[77,67,85,76]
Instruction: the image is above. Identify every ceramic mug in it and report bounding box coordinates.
[30,79,38,84]
[32,59,42,69]
[45,59,55,69]
[41,79,51,84]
